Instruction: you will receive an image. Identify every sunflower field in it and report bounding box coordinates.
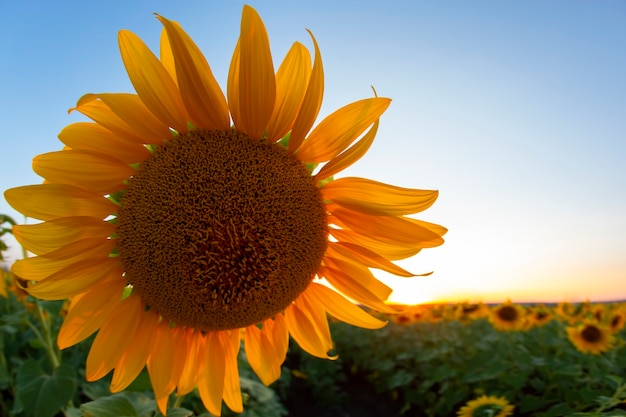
[2,261,626,417]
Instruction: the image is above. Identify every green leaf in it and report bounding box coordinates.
[81,395,139,417]
[162,408,194,417]
[16,361,77,417]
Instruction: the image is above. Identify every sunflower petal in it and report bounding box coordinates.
[89,93,172,143]
[86,294,143,381]
[157,15,230,131]
[234,5,276,139]
[288,30,324,153]
[327,241,414,277]
[322,177,439,216]
[245,324,279,386]
[71,95,146,144]
[323,256,392,301]
[320,265,397,313]
[221,330,243,413]
[159,28,177,83]
[296,98,390,163]
[227,40,241,131]
[118,29,188,132]
[110,310,160,393]
[12,217,115,256]
[5,184,117,221]
[26,258,120,300]
[330,228,422,261]
[270,313,289,366]
[33,150,134,195]
[12,238,116,281]
[267,42,312,142]
[58,280,126,349]
[329,206,444,248]
[59,122,151,164]
[285,302,336,359]
[147,321,178,415]
[307,282,387,329]
[198,331,226,416]
[316,119,378,181]
[177,331,203,396]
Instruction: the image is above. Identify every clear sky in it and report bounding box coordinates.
[1,1,625,304]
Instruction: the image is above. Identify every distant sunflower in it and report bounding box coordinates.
[609,308,626,333]
[526,304,553,329]
[456,395,515,417]
[455,302,488,323]
[566,320,615,355]
[4,5,445,416]
[489,301,526,331]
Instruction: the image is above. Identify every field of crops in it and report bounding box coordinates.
[2,268,626,417]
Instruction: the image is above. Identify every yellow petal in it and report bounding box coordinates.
[227,40,241,131]
[110,310,159,392]
[12,237,116,281]
[159,27,177,84]
[315,119,378,181]
[87,93,172,143]
[235,5,276,139]
[198,331,226,417]
[323,256,392,301]
[59,122,151,164]
[147,320,177,415]
[329,206,444,248]
[157,15,230,131]
[5,184,117,221]
[269,313,289,366]
[70,96,146,144]
[322,177,439,216]
[26,257,120,300]
[266,42,312,142]
[221,330,243,413]
[118,29,188,132]
[307,282,387,329]
[12,216,115,256]
[297,290,333,351]
[330,228,422,261]
[244,324,279,386]
[284,302,336,359]
[86,294,143,381]
[57,280,126,349]
[296,98,390,163]
[320,264,397,313]
[33,150,134,195]
[327,241,413,277]
[288,30,324,154]
[177,330,203,395]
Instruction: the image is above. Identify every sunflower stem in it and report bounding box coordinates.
[172,395,184,408]
[34,301,61,369]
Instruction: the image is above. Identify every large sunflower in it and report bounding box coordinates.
[4,5,445,416]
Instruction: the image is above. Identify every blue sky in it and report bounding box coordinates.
[1,1,625,303]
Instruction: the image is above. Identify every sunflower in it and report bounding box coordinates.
[455,301,488,323]
[4,5,445,416]
[608,307,626,333]
[489,301,526,331]
[456,395,515,417]
[566,320,615,355]
[524,304,553,329]
[0,268,8,298]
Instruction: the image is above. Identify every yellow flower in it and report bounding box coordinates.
[608,307,626,333]
[489,300,526,331]
[524,304,553,329]
[455,301,488,323]
[566,320,615,355]
[4,5,445,416]
[0,268,8,298]
[456,395,515,417]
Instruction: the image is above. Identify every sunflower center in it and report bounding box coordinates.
[497,306,518,322]
[581,325,602,343]
[117,129,328,331]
